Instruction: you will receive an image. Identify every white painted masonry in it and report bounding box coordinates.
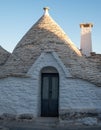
[27,51,72,116]
[0,51,101,117]
[80,23,93,56]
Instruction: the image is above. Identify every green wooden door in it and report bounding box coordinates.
[41,73,59,117]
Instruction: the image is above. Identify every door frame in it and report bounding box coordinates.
[41,73,59,117]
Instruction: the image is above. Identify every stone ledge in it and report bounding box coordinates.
[0,73,30,79]
[59,111,101,126]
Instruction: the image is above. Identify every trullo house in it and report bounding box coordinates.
[0,7,101,124]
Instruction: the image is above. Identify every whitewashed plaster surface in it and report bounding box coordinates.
[0,52,101,116]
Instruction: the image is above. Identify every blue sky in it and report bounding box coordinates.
[0,0,101,53]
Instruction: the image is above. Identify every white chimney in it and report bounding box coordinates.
[80,23,93,56]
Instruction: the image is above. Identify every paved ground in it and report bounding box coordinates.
[1,120,101,130]
[8,126,101,130]
[1,125,101,130]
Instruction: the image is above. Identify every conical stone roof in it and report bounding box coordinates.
[1,7,81,74]
[0,46,10,66]
[0,7,101,86]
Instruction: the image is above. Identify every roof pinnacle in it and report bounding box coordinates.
[43,7,50,16]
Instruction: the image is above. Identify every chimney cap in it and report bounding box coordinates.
[80,23,93,28]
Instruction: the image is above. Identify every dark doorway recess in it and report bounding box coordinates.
[41,73,59,117]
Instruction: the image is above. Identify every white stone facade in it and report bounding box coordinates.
[0,52,101,117]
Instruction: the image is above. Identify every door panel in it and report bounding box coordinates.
[41,73,59,117]
[42,77,49,99]
[51,76,59,99]
[41,76,49,116]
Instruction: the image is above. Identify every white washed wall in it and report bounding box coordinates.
[0,52,101,116]
[0,77,37,115]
